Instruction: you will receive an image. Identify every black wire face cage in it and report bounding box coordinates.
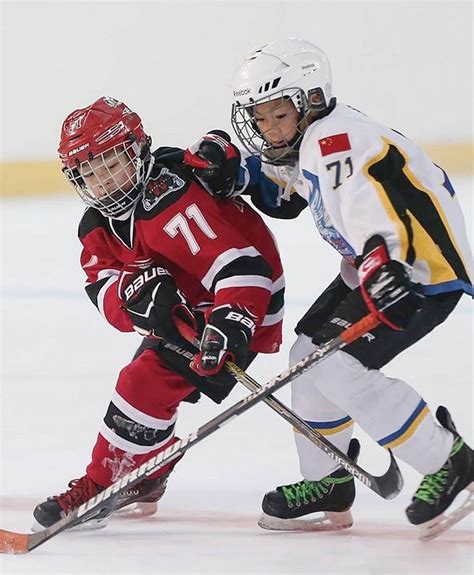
[64,140,147,218]
[231,88,311,166]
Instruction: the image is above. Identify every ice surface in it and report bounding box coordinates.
[0,176,472,574]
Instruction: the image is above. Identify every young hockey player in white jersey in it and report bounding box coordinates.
[187,38,473,539]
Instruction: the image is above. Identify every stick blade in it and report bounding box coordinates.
[0,529,31,554]
[374,449,404,500]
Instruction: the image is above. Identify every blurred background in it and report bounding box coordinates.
[1,0,472,198]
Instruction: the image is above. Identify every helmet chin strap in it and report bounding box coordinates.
[143,152,155,184]
[261,125,303,166]
[262,145,298,165]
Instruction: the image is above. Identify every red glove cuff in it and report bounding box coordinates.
[358,243,389,283]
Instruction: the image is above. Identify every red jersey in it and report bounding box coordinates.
[78,158,284,353]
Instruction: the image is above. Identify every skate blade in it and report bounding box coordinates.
[418,482,474,541]
[258,510,353,532]
[30,514,109,534]
[113,501,158,518]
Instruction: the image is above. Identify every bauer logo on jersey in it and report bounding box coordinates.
[318,133,351,156]
[142,167,185,211]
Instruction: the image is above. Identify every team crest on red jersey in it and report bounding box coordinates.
[142,167,185,211]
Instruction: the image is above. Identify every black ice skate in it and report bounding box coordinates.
[405,406,474,541]
[32,472,170,531]
[258,438,360,532]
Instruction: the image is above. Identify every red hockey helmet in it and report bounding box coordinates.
[58,97,151,218]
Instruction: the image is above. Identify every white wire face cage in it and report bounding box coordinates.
[231,88,311,166]
[64,140,146,218]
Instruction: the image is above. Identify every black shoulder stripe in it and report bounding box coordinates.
[268,287,285,315]
[85,277,111,309]
[152,147,185,163]
[367,145,415,265]
[78,207,107,240]
[211,255,273,292]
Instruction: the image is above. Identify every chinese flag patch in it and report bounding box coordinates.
[318,133,351,156]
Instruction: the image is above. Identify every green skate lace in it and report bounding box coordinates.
[281,475,352,508]
[413,437,464,504]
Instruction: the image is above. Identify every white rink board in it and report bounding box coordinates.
[0,176,472,574]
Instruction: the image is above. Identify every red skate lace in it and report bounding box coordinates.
[54,476,100,512]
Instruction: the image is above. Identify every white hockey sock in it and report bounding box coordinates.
[313,349,453,475]
[290,335,354,480]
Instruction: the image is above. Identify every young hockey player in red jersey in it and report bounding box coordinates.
[33,96,285,530]
[191,39,473,539]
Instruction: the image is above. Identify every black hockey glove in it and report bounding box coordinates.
[119,266,194,340]
[183,130,241,198]
[190,305,256,398]
[357,235,423,331]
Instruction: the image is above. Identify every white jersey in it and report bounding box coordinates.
[259,103,473,296]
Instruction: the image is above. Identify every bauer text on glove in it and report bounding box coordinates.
[191,306,256,378]
[119,266,193,339]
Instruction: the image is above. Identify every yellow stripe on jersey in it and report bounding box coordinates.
[408,211,458,285]
[363,138,471,287]
[363,138,410,261]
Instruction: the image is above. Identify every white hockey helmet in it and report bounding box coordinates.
[231,38,333,165]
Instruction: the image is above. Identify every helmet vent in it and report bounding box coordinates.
[249,50,263,61]
[258,76,281,94]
